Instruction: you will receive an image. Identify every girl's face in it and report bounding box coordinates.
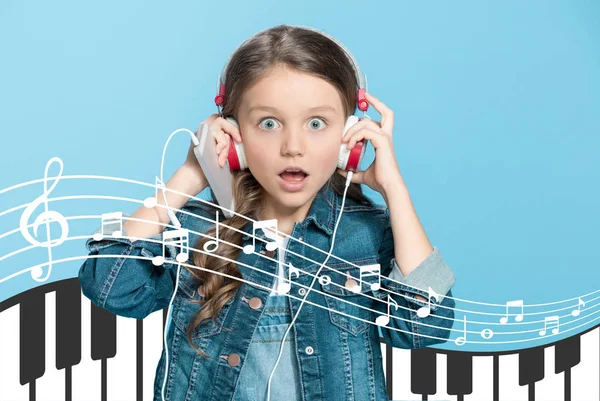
[236,64,346,216]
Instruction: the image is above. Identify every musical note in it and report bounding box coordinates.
[480,328,494,340]
[499,300,524,324]
[455,315,467,346]
[203,211,220,253]
[571,297,585,317]
[277,263,300,294]
[243,219,279,254]
[92,212,123,241]
[375,294,399,326]
[416,286,440,318]
[346,264,381,293]
[19,157,69,282]
[151,228,189,266]
[360,264,381,291]
[539,315,560,336]
[143,177,165,208]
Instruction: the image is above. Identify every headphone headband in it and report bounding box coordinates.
[215,25,369,112]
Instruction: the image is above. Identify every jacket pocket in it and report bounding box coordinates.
[171,278,235,339]
[319,260,380,336]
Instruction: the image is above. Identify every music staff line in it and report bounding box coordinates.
[3,193,458,306]
[3,224,600,345]
[5,210,600,326]
[1,232,456,336]
[4,247,600,347]
[4,207,600,328]
[4,187,600,311]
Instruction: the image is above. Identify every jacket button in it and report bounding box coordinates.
[298,288,306,296]
[248,297,262,309]
[227,353,240,367]
[305,346,314,355]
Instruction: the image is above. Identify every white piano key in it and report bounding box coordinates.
[71,296,102,401]
[536,345,563,400]
[429,352,452,400]
[107,315,137,401]
[143,309,165,399]
[0,304,29,400]
[37,291,67,400]
[381,342,387,379]
[391,347,415,401]
[498,353,528,401]
[464,355,494,401]
[572,328,599,401]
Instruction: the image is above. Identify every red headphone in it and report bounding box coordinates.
[215,25,370,173]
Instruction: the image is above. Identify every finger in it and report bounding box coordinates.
[345,127,381,150]
[220,118,243,143]
[343,118,382,141]
[365,92,394,134]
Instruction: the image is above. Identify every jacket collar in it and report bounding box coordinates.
[302,182,337,236]
[241,182,338,241]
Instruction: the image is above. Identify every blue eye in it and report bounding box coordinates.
[309,117,327,130]
[259,118,278,130]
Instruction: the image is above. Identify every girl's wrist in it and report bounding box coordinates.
[175,165,208,196]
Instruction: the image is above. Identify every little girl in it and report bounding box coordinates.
[79,24,457,401]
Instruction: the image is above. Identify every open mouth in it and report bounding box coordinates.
[279,171,308,181]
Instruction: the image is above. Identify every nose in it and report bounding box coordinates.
[280,125,305,157]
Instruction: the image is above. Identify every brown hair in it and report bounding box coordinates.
[184,24,374,357]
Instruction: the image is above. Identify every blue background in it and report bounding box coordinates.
[1,0,599,352]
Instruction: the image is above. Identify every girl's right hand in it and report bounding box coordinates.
[184,113,243,175]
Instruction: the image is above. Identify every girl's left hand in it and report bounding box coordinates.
[336,92,402,195]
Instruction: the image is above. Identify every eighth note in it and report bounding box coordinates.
[19,157,69,283]
[375,294,399,326]
[277,263,300,294]
[243,219,279,254]
[571,297,585,317]
[416,286,440,318]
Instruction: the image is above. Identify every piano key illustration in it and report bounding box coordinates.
[0,278,166,401]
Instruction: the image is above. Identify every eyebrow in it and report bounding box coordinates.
[247,105,338,114]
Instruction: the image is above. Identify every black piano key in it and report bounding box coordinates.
[91,303,116,401]
[519,346,545,386]
[137,319,144,401]
[447,351,473,395]
[56,280,82,369]
[493,354,499,401]
[386,344,393,399]
[555,335,580,373]
[411,348,437,396]
[20,291,45,386]
[555,335,580,401]
[90,302,116,360]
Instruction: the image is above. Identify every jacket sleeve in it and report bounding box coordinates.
[78,200,214,320]
[376,207,457,349]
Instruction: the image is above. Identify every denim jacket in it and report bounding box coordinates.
[78,183,457,401]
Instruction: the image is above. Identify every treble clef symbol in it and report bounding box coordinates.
[19,157,69,282]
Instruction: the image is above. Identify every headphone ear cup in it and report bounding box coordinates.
[338,115,366,171]
[224,117,248,171]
